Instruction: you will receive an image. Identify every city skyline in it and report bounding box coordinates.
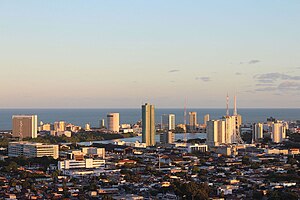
[1,1,299,108]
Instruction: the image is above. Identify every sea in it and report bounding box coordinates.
[0,108,299,130]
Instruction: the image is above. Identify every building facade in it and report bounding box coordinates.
[12,115,38,138]
[8,142,59,159]
[107,113,120,133]
[142,103,155,146]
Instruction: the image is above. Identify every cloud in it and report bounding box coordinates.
[255,83,275,87]
[248,60,260,64]
[254,73,300,83]
[255,87,277,92]
[278,81,300,91]
[168,69,180,73]
[195,77,211,82]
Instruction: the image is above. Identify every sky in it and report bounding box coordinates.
[0,0,299,108]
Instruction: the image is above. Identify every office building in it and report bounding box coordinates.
[160,131,175,144]
[142,103,155,146]
[204,114,210,126]
[8,142,59,159]
[12,115,37,138]
[272,123,286,143]
[58,158,105,170]
[81,147,105,159]
[187,144,208,153]
[161,114,176,131]
[107,113,120,133]
[253,123,263,141]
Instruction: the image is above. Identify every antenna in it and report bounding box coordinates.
[226,93,229,117]
[234,95,237,116]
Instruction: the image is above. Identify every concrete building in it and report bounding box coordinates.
[207,120,225,146]
[161,114,175,131]
[204,114,210,126]
[81,147,105,159]
[107,113,120,133]
[12,115,37,138]
[272,123,286,143]
[58,158,105,170]
[225,116,236,144]
[189,112,197,130]
[142,103,155,146]
[160,131,175,144]
[100,119,105,128]
[187,144,208,153]
[85,123,91,131]
[253,123,264,141]
[8,142,59,159]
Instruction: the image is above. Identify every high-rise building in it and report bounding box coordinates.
[189,112,197,130]
[225,116,235,144]
[253,123,263,141]
[142,103,155,146]
[207,120,225,146]
[107,113,120,133]
[204,114,210,126]
[272,123,286,143]
[100,119,105,128]
[12,115,37,138]
[59,121,66,132]
[161,114,176,131]
[160,131,175,144]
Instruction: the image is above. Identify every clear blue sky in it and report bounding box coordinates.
[0,1,299,108]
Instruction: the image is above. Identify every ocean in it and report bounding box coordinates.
[0,108,299,130]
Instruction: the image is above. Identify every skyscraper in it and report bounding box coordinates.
[142,103,155,146]
[253,123,264,141]
[107,113,120,133]
[207,120,225,146]
[161,114,175,131]
[189,112,197,131]
[12,115,38,138]
[272,122,286,143]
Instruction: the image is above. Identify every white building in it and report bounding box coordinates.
[272,123,286,143]
[107,113,120,133]
[161,114,176,131]
[8,142,59,159]
[207,120,225,146]
[187,144,208,153]
[253,123,264,141]
[81,147,105,159]
[58,158,105,170]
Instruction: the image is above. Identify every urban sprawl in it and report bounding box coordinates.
[0,97,300,199]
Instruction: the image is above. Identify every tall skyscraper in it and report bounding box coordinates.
[142,103,155,146]
[12,115,38,138]
[189,112,197,131]
[169,114,175,130]
[107,113,120,133]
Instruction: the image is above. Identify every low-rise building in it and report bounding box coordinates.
[8,141,59,159]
